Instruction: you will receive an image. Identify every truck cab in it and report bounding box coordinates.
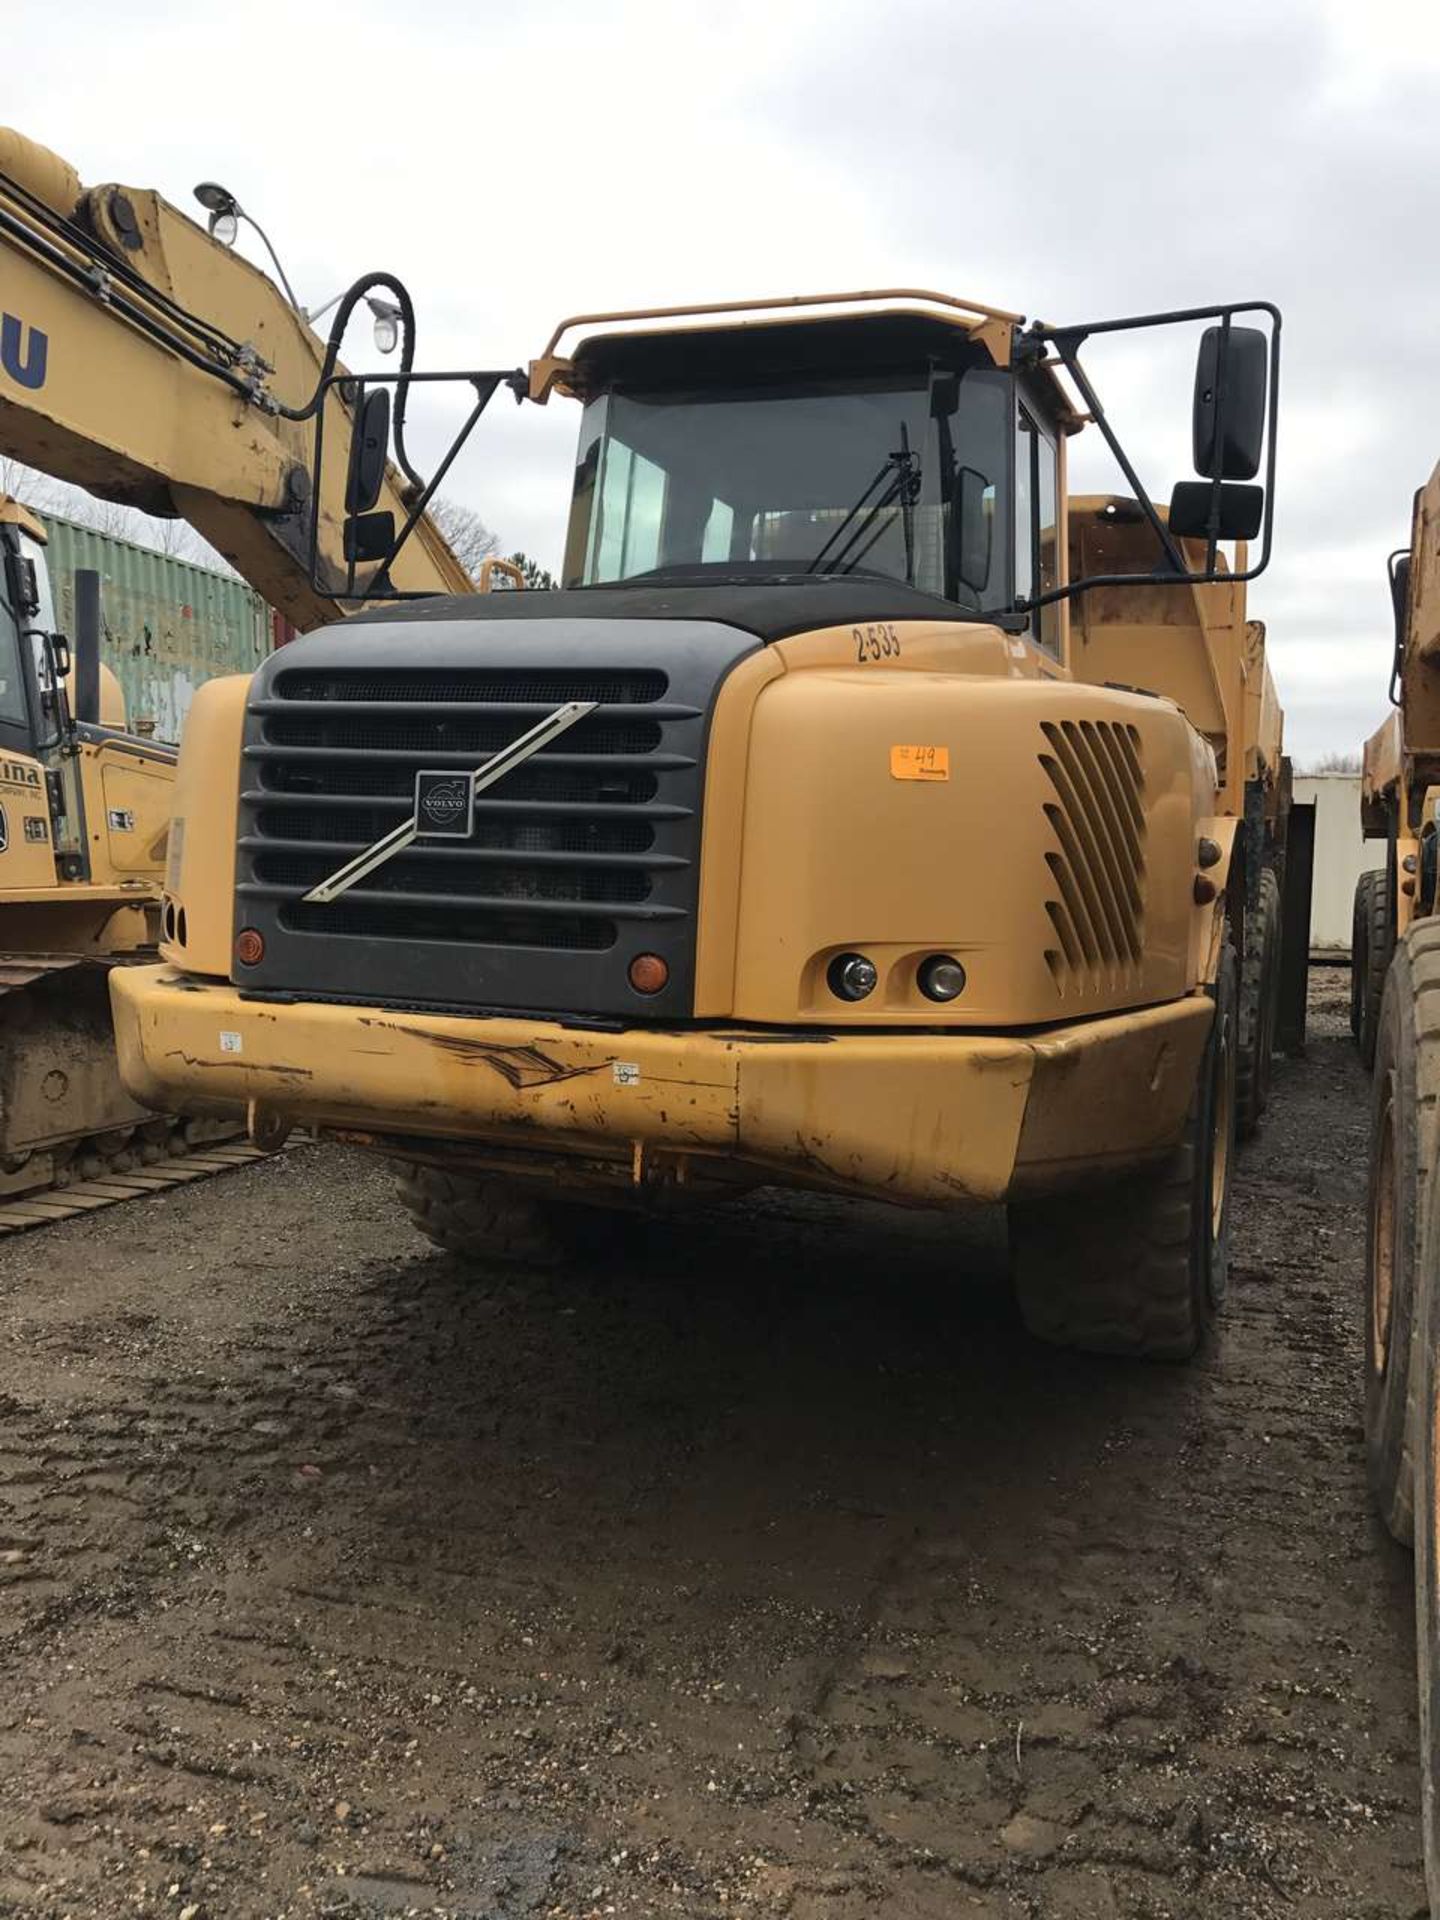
[558,310,1061,640]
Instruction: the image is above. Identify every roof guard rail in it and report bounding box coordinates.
[528,287,1025,401]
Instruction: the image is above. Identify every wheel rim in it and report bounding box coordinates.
[1371,1086,1397,1377]
[1210,998,1234,1241]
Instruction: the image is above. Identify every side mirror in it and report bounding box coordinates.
[1168,481,1264,543]
[1192,324,1268,480]
[953,466,993,594]
[1390,550,1411,652]
[345,388,392,516]
[3,549,39,619]
[344,510,396,564]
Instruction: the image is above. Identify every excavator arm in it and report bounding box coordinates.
[0,129,477,630]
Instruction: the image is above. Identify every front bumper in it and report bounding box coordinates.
[109,967,1212,1206]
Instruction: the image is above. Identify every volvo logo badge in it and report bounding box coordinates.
[414,770,475,838]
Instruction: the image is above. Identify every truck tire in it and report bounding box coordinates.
[395,1161,613,1268]
[1364,922,1440,1545]
[1405,1148,1440,1911]
[1010,941,1237,1359]
[1353,868,1393,1069]
[1237,866,1283,1139]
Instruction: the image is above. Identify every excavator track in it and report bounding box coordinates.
[0,953,265,1236]
[0,1140,268,1236]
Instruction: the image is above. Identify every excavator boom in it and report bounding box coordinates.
[0,129,472,628]
[0,126,490,1234]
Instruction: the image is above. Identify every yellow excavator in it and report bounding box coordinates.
[0,128,470,1223]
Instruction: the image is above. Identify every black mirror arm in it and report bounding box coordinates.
[367,372,504,597]
[306,366,519,602]
[1036,326,1187,578]
[1018,300,1280,614]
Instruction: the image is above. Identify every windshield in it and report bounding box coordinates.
[564,364,1013,611]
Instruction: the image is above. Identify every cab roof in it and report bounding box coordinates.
[528,289,1078,431]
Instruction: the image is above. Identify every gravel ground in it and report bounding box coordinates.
[0,970,1424,1919]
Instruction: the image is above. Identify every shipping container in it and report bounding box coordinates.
[39,512,272,745]
[1294,772,1379,957]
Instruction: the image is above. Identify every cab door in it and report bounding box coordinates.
[0,535,58,888]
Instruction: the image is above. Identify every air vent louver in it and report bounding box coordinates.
[1038,719,1146,995]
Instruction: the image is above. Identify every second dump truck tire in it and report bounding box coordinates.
[1353,868,1394,1069]
[396,1162,608,1268]
[1237,866,1283,1139]
[1406,1134,1440,1912]
[1364,923,1440,1545]
[1010,942,1237,1359]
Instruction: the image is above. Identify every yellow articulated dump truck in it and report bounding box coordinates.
[1355,544,1417,1068]
[0,128,476,1221]
[103,280,1291,1360]
[1357,466,1440,1912]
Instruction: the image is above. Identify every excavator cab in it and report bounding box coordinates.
[0,498,173,898]
[0,498,192,1201]
[0,501,80,883]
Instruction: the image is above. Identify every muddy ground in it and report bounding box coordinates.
[0,971,1424,1919]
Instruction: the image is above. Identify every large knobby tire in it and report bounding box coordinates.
[1237,866,1283,1140]
[1364,922,1440,1545]
[1354,868,1394,1070]
[1009,942,1238,1359]
[1406,1134,1440,1910]
[395,1161,618,1268]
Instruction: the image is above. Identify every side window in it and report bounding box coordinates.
[1035,424,1059,655]
[0,602,31,731]
[1016,407,1061,656]
[701,498,735,563]
[1014,412,1034,608]
[589,437,666,579]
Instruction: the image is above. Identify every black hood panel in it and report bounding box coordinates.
[344,577,975,641]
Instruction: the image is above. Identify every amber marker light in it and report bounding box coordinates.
[629,953,669,995]
[235,927,266,967]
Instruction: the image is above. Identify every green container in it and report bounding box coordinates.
[40,511,272,745]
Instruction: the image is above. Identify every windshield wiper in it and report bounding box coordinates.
[808,425,922,584]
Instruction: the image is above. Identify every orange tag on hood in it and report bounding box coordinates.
[890,745,950,782]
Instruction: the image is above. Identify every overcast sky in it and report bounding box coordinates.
[15,0,1440,762]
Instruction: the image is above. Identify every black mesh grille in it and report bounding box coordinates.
[279,900,616,950]
[253,851,652,905]
[260,760,660,805]
[264,713,663,756]
[275,668,669,705]
[238,655,706,981]
[257,806,655,855]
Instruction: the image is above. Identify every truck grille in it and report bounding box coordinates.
[1038,719,1147,996]
[230,627,749,1019]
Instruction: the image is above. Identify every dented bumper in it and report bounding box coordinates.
[109,967,1212,1206]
